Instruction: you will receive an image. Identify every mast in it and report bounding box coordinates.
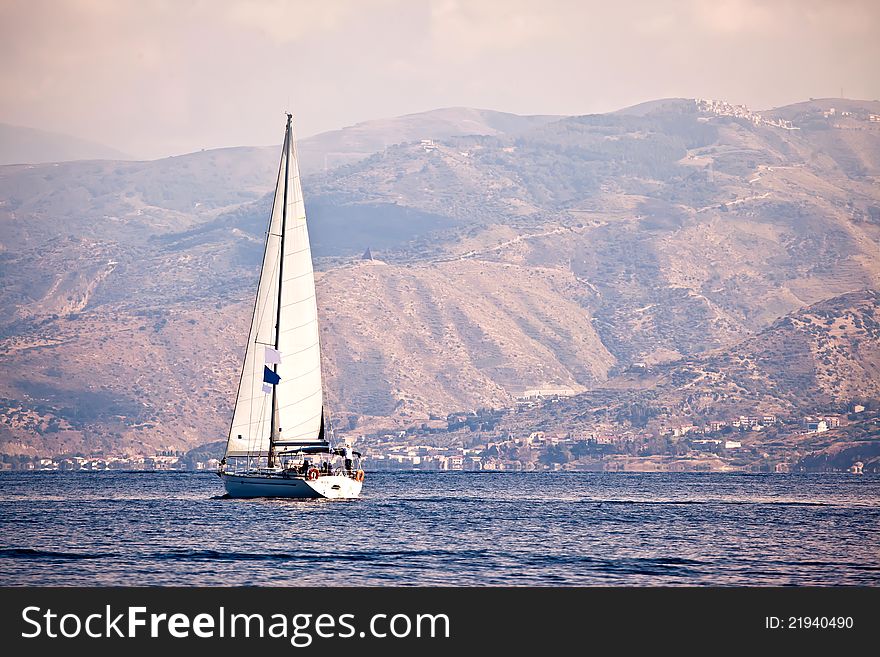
[268,113,292,468]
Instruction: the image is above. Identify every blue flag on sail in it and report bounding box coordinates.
[263,366,281,386]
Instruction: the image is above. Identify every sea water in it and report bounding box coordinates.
[0,471,877,586]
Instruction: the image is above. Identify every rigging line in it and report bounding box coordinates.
[238,384,270,457]
[251,164,286,348]
[241,301,275,444]
[259,391,272,460]
[253,228,282,328]
[246,236,282,441]
[289,120,305,201]
[244,350,264,441]
[248,399,265,459]
[253,260,280,346]
[243,220,282,440]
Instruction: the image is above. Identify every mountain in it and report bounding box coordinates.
[0,99,879,459]
[0,123,131,165]
[306,97,880,355]
[612,97,695,116]
[296,107,563,173]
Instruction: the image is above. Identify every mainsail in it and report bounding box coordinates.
[225,115,324,458]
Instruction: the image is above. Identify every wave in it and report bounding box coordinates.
[523,553,703,566]
[154,547,491,563]
[584,499,835,507]
[0,548,113,560]
[0,546,492,564]
[377,497,839,507]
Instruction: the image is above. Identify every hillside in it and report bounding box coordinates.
[318,259,614,419]
[1,99,879,458]
[462,289,880,472]
[502,289,880,432]
[0,123,131,165]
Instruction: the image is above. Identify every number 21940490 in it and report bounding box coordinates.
[766,616,853,629]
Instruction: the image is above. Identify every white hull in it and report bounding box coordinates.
[221,472,363,499]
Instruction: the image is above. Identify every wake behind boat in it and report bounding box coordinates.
[218,114,364,499]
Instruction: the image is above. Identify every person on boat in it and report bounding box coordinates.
[343,444,353,473]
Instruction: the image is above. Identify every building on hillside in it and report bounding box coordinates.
[526,431,545,445]
[805,420,829,434]
[518,387,576,400]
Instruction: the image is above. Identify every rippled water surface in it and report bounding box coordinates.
[0,471,877,585]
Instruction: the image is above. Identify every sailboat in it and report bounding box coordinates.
[218,114,364,499]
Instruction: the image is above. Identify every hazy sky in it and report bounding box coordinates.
[1,0,878,159]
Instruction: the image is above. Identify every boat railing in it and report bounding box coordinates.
[221,455,364,479]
